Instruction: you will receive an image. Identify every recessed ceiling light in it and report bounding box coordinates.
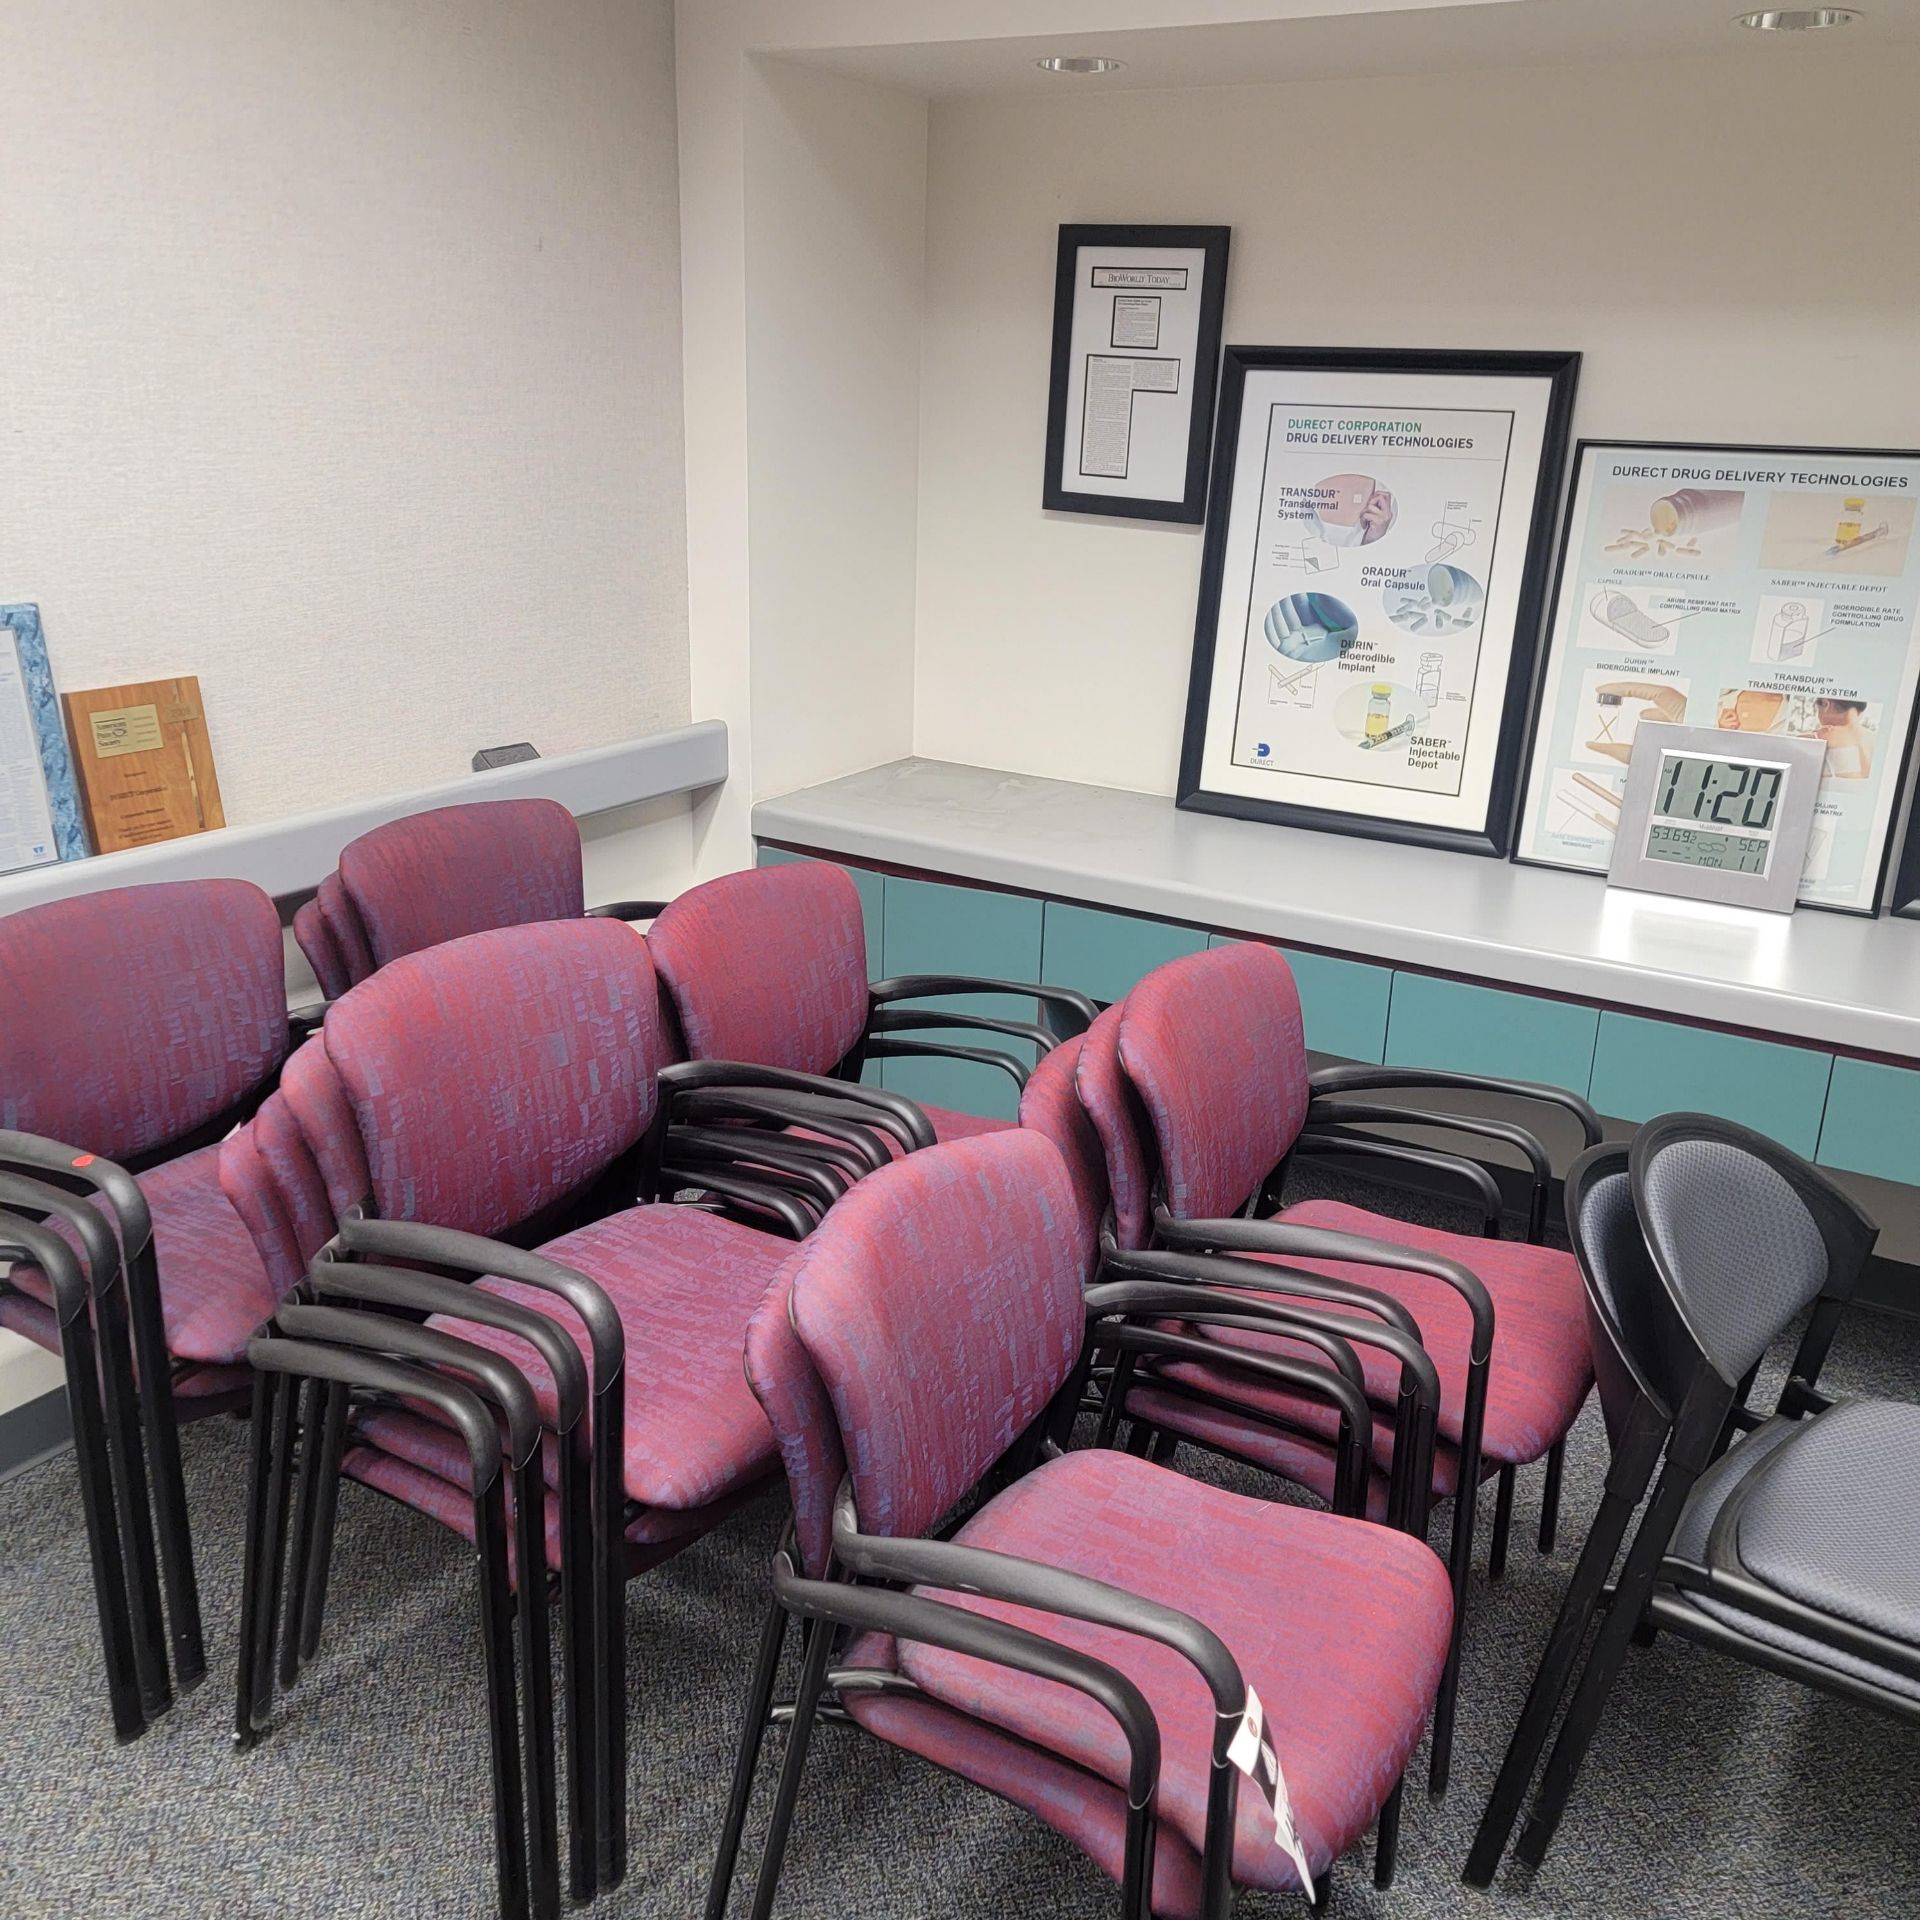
[1035,55,1126,76]
[1735,8,1861,28]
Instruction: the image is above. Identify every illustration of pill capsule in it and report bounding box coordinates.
[1647,488,1743,538]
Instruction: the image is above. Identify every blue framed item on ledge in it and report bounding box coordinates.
[1,604,91,875]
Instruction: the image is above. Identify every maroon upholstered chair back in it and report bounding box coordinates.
[1115,941,1310,1224]
[778,1131,1089,1545]
[336,798,587,971]
[1072,1004,1154,1251]
[648,861,869,1076]
[1016,1030,1109,1253]
[0,878,286,1162]
[315,919,665,1239]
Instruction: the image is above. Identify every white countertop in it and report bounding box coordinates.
[754,757,1920,1063]
[0,720,727,913]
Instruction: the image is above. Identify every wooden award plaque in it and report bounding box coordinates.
[62,676,227,853]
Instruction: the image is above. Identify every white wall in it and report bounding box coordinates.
[743,61,925,802]
[913,43,1920,796]
[1,0,691,829]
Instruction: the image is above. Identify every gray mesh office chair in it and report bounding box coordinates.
[1467,1112,1916,1885]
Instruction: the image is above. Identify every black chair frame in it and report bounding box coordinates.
[1466,1113,1887,1885]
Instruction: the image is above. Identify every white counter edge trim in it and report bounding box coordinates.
[1,720,728,913]
[752,756,1920,1062]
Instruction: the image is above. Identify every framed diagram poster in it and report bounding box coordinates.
[1178,346,1580,854]
[1515,441,1920,914]
[1042,224,1230,524]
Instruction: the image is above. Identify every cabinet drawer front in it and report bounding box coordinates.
[1385,973,1598,1094]
[1818,1057,1920,1184]
[1045,902,1207,1007]
[1589,1013,1831,1158]
[880,877,1045,1122]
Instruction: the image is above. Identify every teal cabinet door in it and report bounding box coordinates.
[754,844,883,969]
[1588,1012,1832,1157]
[880,876,1044,1122]
[1208,935,1391,1064]
[1817,1057,1920,1184]
[1043,902,1207,1007]
[1384,973,1598,1094]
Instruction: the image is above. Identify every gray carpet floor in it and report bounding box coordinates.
[3,1178,1918,1919]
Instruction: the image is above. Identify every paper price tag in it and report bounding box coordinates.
[1224,1688,1316,1903]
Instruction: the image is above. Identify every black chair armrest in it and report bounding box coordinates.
[308,1261,589,1436]
[1309,1063,1602,1148]
[0,1129,152,1260]
[770,1551,1162,1816]
[869,974,1097,1038]
[868,1005,1059,1055]
[1154,1210,1493,1365]
[585,900,667,923]
[673,1089,892,1174]
[861,1035,1031,1091]
[1291,1128,1504,1234]
[656,1060,935,1154]
[658,1161,819,1241]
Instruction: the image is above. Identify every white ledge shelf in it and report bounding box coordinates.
[1,720,728,913]
[753,756,1920,1063]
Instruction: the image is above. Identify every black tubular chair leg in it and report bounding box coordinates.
[1538,1438,1566,1555]
[123,1238,204,1687]
[708,1588,795,1920]
[510,1450,560,1920]
[1489,1464,1517,1583]
[0,1215,144,1740]
[296,1381,351,1666]
[1515,1449,1704,1868]
[746,1591,837,1920]
[0,1175,170,1717]
[278,1376,327,1690]
[1428,1350,1490,1799]
[1375,1772,1405,1889]
[476,1476,532,1920]
[234,1369,279,1751]
[247,1368,301,1733]
[1463,1406,1666,1886]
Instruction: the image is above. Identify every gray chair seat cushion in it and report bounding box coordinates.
[1666,1403,1920,1703]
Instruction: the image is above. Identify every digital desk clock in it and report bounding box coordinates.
[1607,722,1826,912]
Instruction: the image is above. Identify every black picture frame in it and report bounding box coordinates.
[1176,344,1581,857]
[1513,437,1920,917]
[1042,224,1230,525]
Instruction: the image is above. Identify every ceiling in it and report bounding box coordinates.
[776,0,1919,98]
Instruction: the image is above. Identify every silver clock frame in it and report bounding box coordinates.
[1607,721,1826,913]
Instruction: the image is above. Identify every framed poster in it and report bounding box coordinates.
[1514,441,1920,914]
[1177,345,1580,855]
[1042,224,1230,524]
[1,604,90,877]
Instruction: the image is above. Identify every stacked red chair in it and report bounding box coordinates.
[219,916,921,1917]
[1029,942,1600,1792]
[292,797,663,996]
[710,1128,1455,1918]
[0,877,307,1736]
[646,859,1096,1157]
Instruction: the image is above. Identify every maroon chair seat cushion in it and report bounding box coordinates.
[419,1203,787,1514]
[6,1143,279,1369]
[888,1446,1451,1894]
[1176,1198,1593,1471]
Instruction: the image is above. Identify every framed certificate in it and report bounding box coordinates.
[1042,224,1230,524]
[1,605,90,877]
[1177,345,1580,854]
[1515,440,1920,914]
